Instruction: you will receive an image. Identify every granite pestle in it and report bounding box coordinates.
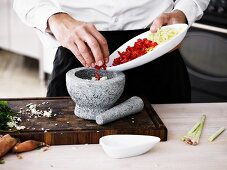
[96,96,144,125]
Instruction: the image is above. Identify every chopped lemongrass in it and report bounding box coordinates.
[208,127,225,142]
[191,116,206,145]
[181,115,206,145]
[187,121,201,134]
[181,115,203,142]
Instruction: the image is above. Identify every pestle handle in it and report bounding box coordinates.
[96,96,144,125]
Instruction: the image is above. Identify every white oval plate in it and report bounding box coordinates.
[99,135,160,159]
[106,24,188,71]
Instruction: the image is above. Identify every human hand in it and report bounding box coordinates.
[47,13,109,67]
[150,9,187,33]
[150,10,187,51]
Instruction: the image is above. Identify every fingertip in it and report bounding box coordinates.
[150,26,157,33]
[91,63,95,68]
[103,48,109,64]
[150,18,164,33]
[104,57,109,64]
[96,60,103,67]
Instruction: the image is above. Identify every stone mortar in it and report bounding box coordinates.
[66,67,125,120]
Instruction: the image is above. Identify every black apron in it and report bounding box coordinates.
[47,29,191,104]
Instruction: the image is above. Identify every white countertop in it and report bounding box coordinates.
[1,103,227,170]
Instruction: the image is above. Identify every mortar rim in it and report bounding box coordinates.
[66,67,125,84]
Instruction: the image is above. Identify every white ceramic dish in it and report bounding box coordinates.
[99,135,160,159]
[106,23,188,72]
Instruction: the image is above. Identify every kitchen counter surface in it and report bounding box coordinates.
[1,102,227,170]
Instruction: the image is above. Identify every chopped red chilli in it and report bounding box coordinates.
[112,38,158,66]
[95,64,107,80]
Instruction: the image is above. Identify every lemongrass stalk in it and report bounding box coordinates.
[181,118,201,141]
[208,127,225,142]
[184,123,202,145]
[181,115,206,145]
[187,121,201,135]
[191,115,206,145]
[190,124,202,145]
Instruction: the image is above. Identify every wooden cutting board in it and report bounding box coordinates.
[0,96,167,145]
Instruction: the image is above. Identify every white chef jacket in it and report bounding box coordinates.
[13,0,210,73]
[14,0,210,31]
[13,0,210,47]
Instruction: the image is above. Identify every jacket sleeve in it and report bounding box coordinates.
[13,0,66,32]
[174,0,210,26]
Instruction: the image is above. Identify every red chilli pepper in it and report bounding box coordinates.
[112,38,158,66]
[95,64,106,80]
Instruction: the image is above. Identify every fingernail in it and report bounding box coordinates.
[150,27,157,33]
[91,63,95,67]
[105,58,109,63]
[97,60,103,66]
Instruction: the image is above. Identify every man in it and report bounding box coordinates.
[13,0,210,103]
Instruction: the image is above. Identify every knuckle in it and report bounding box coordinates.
[90,40,99,49]
[63,42,71,49]
[85,23,94,28]
[76,55,85,64]
[83,55,94,65]
[71,29,81,37]
[85,59,93,65]
[100,38,108,46]
[72,49,81,57]
[72,25,85,34]
[79,47,89,54]
[78,24,86,30]
[73,28,87,38]
[63,37,74,47]
[79,23,92,30]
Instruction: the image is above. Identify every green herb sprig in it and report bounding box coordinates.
[0,100,13,130]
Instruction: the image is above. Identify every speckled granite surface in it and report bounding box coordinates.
[66,67,125,120]
[96,96,144,125]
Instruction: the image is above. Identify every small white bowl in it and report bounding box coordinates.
[99,135,160,159]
